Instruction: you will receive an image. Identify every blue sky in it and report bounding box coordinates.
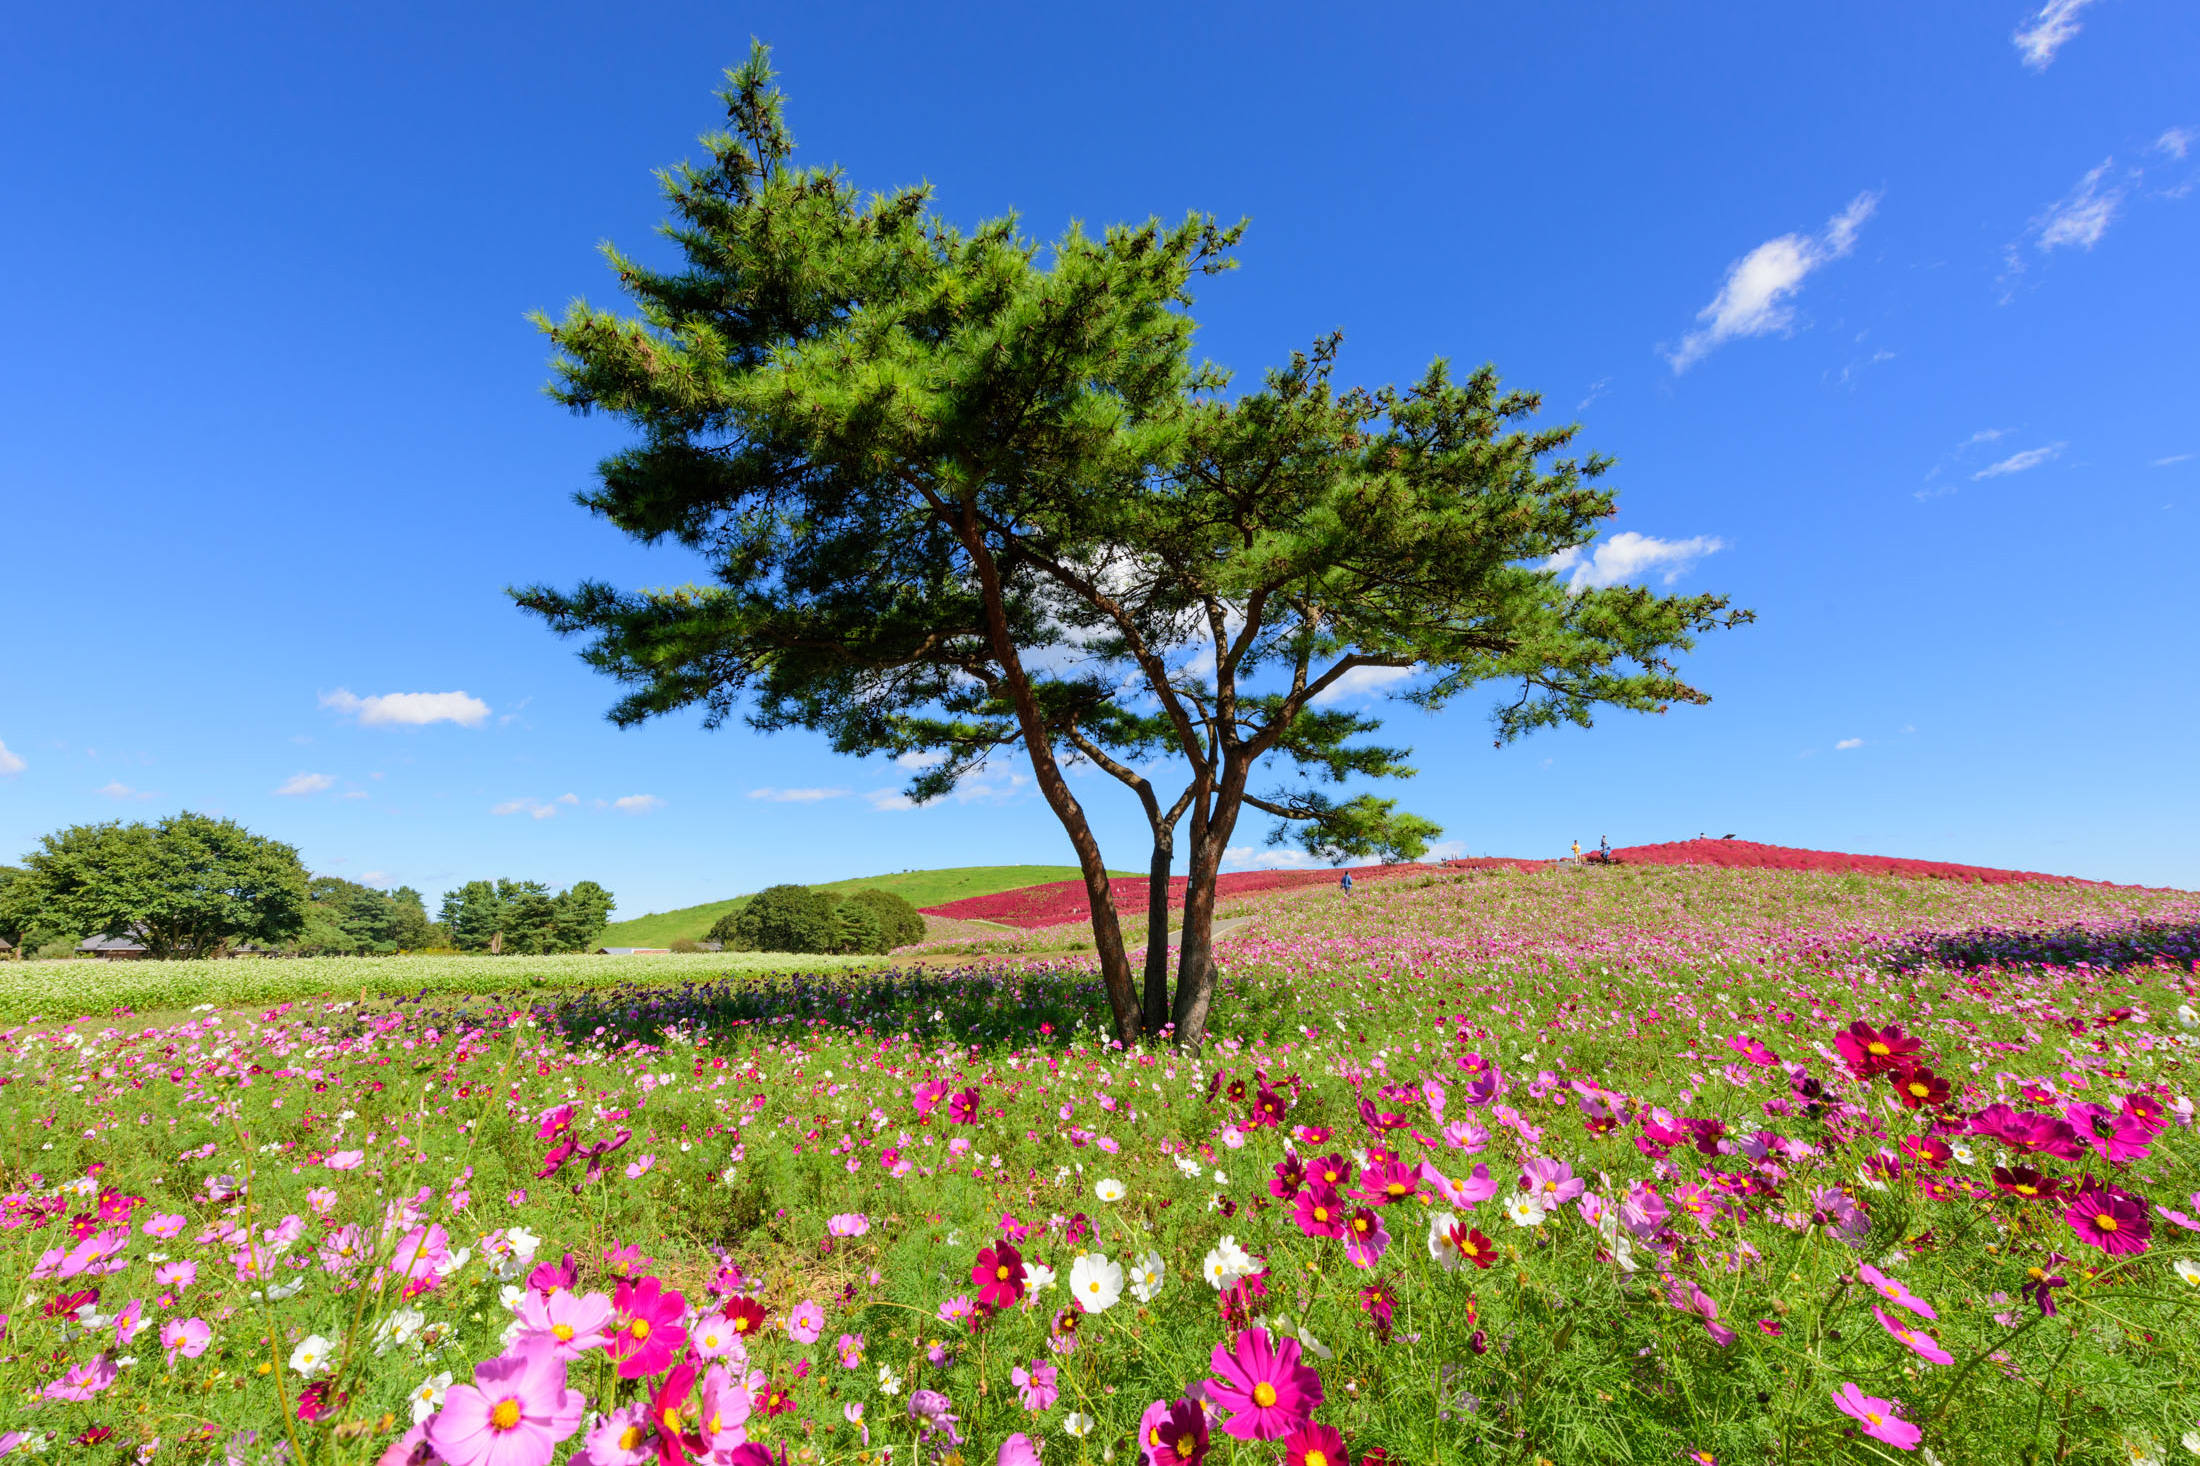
[3,0,2195,915]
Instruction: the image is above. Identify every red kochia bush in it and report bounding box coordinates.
[921,840,2094,930]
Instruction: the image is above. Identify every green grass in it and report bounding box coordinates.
[596,864,1130,946]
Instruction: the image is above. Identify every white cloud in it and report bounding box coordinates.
[2012,0,2100,70]
[493,797,559,820]
[1668,191,1880,371]
[893,750,948,770]
[2153,453,2194,466]
[612,794,665,813]
[0,739,23,777]
[1545,531,1727,590]
[97,781,155,801]
[555,792,580,805]
[1972,443,2064,479]
[1425,840,1466,861]
[1311,664,1420,706]
[360,871,391,885]
[2031,160,2122,252]
[865,788,919,812]
[2157,127,2196,161]
[274,772,337,796]
[1835,738,1864,750]
[320,688,491,728]
[1576,377,1611,411]
[747,786,851,803]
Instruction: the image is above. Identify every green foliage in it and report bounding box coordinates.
[703,909,747,949]
[13,811,309,958]
[841,886,926,949]
[299,876,441,954]
[730,884,839,954]
[438,878,618,954]
[829,898,885,956]
[595,866,1099,948]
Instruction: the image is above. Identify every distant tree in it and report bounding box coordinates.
[552,881,617,951]
[440,880,507,953]
[704,909,747,950]
[829,899,885,956]
[0,866,36,959]
[841,888,926,950]
[499,882,561,955]
[732,885,838,954]
[18,812,309,960]
[385,886,442,949]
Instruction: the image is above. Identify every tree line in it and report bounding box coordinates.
[0,812,615,959]
[707,884,926,956]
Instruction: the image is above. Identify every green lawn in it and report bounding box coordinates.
[594,864,1133,947]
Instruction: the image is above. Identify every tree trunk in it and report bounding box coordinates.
[1140,835,1173,1035]
[1171,757,1251,1052]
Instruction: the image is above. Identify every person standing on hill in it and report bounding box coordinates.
[1571,839,1581,864]
[1340,871,1354,895]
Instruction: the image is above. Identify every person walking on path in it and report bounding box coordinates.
[1340,871,1354,895]
[1571,839,1581,864]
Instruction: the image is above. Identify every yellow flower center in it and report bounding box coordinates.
[1908,1082,1929,1098]
[620,1426,647,1451]
[1385,1182,1408,1196]
[553,1323,575,1340]
[1867,1041,1890,1056]
[1865,1411,1884,1427]
[1306,1452,1329,1466]
[735,1317,751,1332]
[489,1398,523,1431]
[663,1408,683,1431]
[1252,1383,1278,1409]
[2027,1266,2047,1282]
[631,1319,652,1339]
[2097,1215,2118,1232]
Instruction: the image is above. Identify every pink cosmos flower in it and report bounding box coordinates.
[536,1104,576,1140]
[1519,1158,1585,1206]
[1664,1277,1736,1346]
[1205,1327,1323,1440]
[973,1242,1026,1310]
[163,1316,212,1363]
[608,1275,688,1379]
[141,1213,187,1239]
[113,1298,148,1347]
[575,1403,654,1466]
[827,1213,870,1237]
[947,1089,981,1124]
[2064,1180,2152,1255]
[837,1333,866,1369]
[319,1225,370,1275]
[1872,1304,1953,1365]
[1352,1158,1419,1206]
[1865,1259,1936,1320]
[427,1336,586,1466]
[1830,1383,1921,1451]
[1343,1207,1391,1269]
[623,1155,656,1181]
[689,1313,751,1362]
[787,1300,824,1344]
[517,1289,614,1361]
[43,1353,118,1401]
[306,1186,339,1215]
[390,1223,456,1283]
[325,1151,366,1171]
[1424,1163,1498,1210]
[155,1260,197,1291]
[1012,1359,1060,1412]
[696,1362,755,1453]
[1291,1185,1348,1239]
[998,1433,1042,1466]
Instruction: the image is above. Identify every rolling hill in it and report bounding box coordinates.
[593,865,1136,949]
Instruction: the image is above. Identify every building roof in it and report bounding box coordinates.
[78,933,148,953]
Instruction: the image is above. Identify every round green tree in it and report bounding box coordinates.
[730,884,837,954]
[841,887,926,950]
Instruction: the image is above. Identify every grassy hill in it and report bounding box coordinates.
[595,865,1135,948]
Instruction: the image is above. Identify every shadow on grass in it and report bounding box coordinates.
[1885,918,2200,973]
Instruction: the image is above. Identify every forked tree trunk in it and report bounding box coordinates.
[1140,836,1173,1034]
[1171,757,1251,1052]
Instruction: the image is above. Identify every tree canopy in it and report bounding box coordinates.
[437,879,616,954]
[14,812,310,959]
[516,44,1749,1049]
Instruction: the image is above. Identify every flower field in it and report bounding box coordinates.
[4,863,2200,1464]
[916,839,2116,930]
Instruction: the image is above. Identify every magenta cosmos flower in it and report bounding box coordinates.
[1139,1398,1210,1466]
[1205,1327,1324,1441]
[2064,1180,2152,1255]
[1871,1305,1953,1366]
[1292,1185,1348,1240]
[517,1289,614,1361]
[972,1242,1026,1309]
[997,1434,1043,1466]
[44,1354,118,1401]
[1830,1383,1921,1451]
[1856,1265,1936,1320]
[162,1317,212,1363]
[608,1276,689,1379]
[427,1337,587,1466]
[787,1300,824,1344]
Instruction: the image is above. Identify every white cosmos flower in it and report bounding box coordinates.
[1064,1412,1096,1438]
[2179,1429,2199,1456]
[1173,1156,1203,1178]
[1024,1261,1058,1294]
[288,1334,335,1378]
[1128,1251,1166,1303]
[1949,1142,1976,1167]
[2122,1434,2165,1466]
[1503,1194,1547,1228]
[1095,1179,1126,1202]
[877,1364,902,1396]
[409,1371,453,1424]
[2174,1258,2200,1288]
[1069,1253,1124,1313]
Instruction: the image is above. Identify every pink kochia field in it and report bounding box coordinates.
[4,863,2200,1465]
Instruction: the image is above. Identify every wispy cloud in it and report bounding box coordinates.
[492,797,559,820]
[2153,453,2194,467]
[2034,160,2123,251]
[1311,664,1420,707]
[2012,0,2101,70]
[865,788,919,812]
[1576,377,1612,411]
[274,772,337,796]
[1667,191,1880,372]
[0,738,23,777]
[2157,127,2196,161]
[1835,737,1864,750]
[97,781,155,801]
[747,786,851,803]
[612,794,665,813]
[1545,532,1727,590]
[321,688,491,728]
[1973,443,2065,479]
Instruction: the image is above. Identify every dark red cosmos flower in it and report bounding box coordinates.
[44,1288,98,1319]
[1451,1224,1498,1269]
[1992,1166,2063,1202]
[1227,1079,1249,1105]
[1268,1155,1307,1202]
[1152,1397,1211,1466]
[2023,1252,2071,1316]
[1899,1135,1952,1168]
[644,1364,705,1466]
[947,1089,981,1125]
[1358,1278,1398,1337]
[972,1241,1025,1310]
[760,1382,795,1416]
[723,1296,768,1340]
[1891,1062,1951,1110]
[2063,1179,2151,1255]
[76,1428,117,1446]
[1251,1086,1290,1128]
[1834,1021,1921,1079]
[296,1382,340,1422]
